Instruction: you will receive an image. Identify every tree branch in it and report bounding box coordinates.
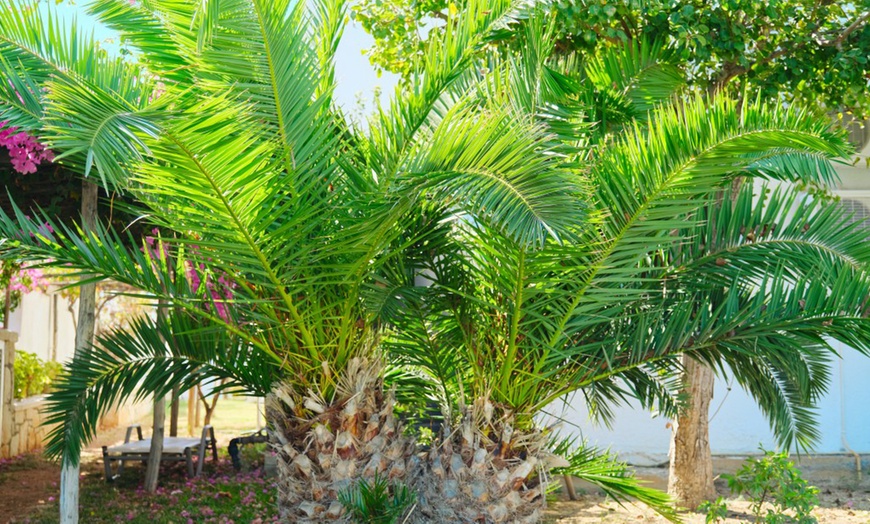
[827,11,870,48]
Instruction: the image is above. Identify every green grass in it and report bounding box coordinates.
[4,396,274,523]
[19,459,279,524]
[172,396,264,434]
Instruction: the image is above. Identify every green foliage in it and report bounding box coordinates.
[699,497,728,524]
[724,449,819,524]
[338,474,416,524]
[549,435,679,521]
[13,351,62,399]
[238,442,268,471]
[357,0,870,116]
[3,0,870,520]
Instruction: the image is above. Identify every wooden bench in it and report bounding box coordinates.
[101,424,218,481]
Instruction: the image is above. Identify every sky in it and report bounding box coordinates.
[54,1,399,113]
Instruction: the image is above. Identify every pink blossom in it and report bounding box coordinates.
[0,121,54,174]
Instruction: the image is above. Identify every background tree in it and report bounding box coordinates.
[356,0,870,114]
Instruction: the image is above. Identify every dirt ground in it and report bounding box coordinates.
[0,455,58,523]
[4,454,870,523]
[0,400,261,524]
[545,463,870,523]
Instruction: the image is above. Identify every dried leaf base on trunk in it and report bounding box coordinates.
[267,358,417,523]
[413,399,565,524]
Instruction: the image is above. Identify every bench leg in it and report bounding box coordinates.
[210,426,218,462]
[102,446,113,482]
[196,442,206,477]
[185,447,195,478]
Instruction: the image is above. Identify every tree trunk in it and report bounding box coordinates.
[187,387,196,436]
[668,356,715,510]
[3,283,10,329]
[197,379,225,427]
[60,180,99,524]
[144,301,168,493]
[194,386,201,427]
[169,386,179,437]
[144,395,165,492]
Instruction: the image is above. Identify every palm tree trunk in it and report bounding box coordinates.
[269,358,417,522]
[60,180,98,524]
[667,355,715,510]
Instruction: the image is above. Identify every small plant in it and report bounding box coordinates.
[724,448,819,524]
[338,474,416,524]
[699,497,728,524]
[238,442,268,471]
[13,351,64,399]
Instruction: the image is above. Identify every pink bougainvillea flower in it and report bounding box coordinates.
[0,121,54,174]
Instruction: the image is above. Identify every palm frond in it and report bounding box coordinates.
[549,436,679,521]
[45,312,279,464]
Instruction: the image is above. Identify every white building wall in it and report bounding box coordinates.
[7,287,78,364]
[560,344,870,462]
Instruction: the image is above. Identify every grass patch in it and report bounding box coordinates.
[172,397,264,434]
[17,459,279,524]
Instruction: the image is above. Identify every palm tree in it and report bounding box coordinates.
[375,24,870,522]
[2,3,870,524]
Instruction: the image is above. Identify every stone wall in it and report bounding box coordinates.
[0,328,152,458]
[5,395,52,457]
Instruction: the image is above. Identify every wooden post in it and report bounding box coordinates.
[169,386,179,437]
[144,301,168,492]
[60,180,98,524]
[187,387,196,436]
[194,386,201,429]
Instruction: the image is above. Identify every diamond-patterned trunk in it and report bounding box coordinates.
[412,399,567,524]
[267,358,417,522]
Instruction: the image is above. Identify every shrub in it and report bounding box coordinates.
[699,497,728,523]
[338,474,415,524]
[724,449,819,524]
[13,351,62,399]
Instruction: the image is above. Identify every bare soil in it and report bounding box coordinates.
[0,455,59,523]
[545,465,870,523]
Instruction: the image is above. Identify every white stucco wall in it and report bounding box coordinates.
[559,343,870,463]
[7,287,78,364]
